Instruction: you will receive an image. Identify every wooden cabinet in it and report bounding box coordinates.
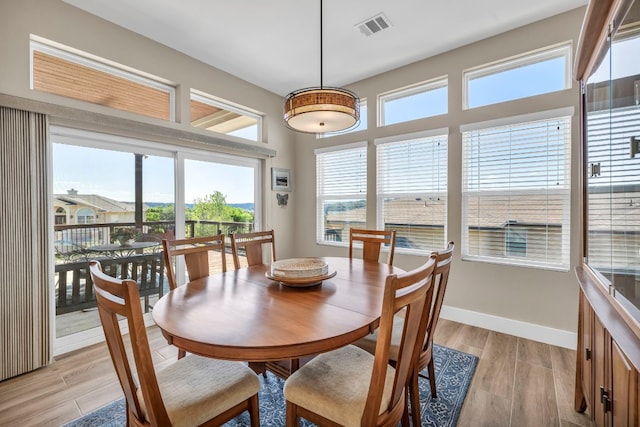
[575,267,640,426]
[579,290,594,413]
[575,0,640,424]
[610,340,638,426]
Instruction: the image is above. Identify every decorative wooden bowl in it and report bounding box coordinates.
[266,258,336,287]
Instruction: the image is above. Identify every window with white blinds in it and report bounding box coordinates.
[461,110,572,270]
[376,130,448,254]
[315,142,368,245]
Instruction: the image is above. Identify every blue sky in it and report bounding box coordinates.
[53,144,254,204]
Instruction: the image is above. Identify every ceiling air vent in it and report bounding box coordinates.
[356,13,392,37]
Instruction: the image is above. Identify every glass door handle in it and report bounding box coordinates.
[630,136,640,158]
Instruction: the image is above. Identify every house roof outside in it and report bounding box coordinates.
[326,196,566,229]
[588,190,640,233]
[54,190,137,214]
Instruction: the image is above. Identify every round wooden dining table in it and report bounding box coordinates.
[152,257,402,363]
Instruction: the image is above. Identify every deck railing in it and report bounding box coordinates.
[55,253,165,315]
[54,220,253,256]
[54,220,253,315]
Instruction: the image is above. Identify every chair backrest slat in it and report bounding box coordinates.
[230,230,276,269]
[349,228,396,265]
[423,241,454,352]
[162,234,227,290]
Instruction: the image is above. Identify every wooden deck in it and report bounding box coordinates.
[56,251,242,337]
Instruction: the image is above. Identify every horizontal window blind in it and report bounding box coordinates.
[316,143,367,244]
[586,105,640,275]
[462,115,571,270]
[376,133,447,253]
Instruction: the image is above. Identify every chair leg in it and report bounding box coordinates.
[286,400,299,427]
[409,370,421,426]
[249,361,267,378]
[290,358,300,375]
[427,359,437,398]
[248,394,260,427]
[401,389,411,427]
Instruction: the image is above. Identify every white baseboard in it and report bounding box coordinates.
[440,305,577,350]
[54,327,105,356]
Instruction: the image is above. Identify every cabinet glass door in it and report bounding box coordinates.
[585,1,640,315]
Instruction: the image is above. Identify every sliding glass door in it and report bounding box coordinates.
[179,157,257,278]
[51,126,261,354]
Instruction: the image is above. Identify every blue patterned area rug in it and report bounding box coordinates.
[64,344,477,427]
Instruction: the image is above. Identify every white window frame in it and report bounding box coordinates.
[190,89,264,142]
[315,141,368,246]
[375,129,449,255]
[460,107,573,271]
[378,76,448,127]
[30,35,176,121]
[463,42,572,110]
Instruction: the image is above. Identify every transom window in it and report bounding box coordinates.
[376,129,448,254]
[190,89,263,142]
[461,109,572,270]
[464,42,572,109]
[378,77,448,126]
[30,36,176,121]
[315,142,367,245]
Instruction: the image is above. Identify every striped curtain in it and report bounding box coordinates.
[0,106,51,380]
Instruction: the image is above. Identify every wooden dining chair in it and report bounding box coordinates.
[162,234,227,291]
[417,241,454,397]
[353,241,455,423]
[162,235,228,359]
[88,260,261,427]
[283,255,436,427]
[230,230,276,270]
[349,228,397,265]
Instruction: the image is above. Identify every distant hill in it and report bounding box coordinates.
[229,203,254,212]
[145,202,254,212]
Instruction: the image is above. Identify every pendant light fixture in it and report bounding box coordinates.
[283,0,360,134]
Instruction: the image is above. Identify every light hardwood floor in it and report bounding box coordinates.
[0,319,594,427]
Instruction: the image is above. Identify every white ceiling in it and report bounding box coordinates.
[62,0,587,96]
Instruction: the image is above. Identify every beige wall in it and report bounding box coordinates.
[0,0,297,259]
[1,0,587,342]
[292,7,586,338]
